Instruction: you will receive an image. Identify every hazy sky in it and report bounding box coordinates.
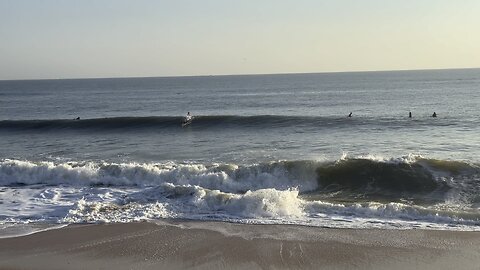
[1,0,480,79]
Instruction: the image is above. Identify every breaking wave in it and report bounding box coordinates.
[1,156,478,200]
[1,156,480,229]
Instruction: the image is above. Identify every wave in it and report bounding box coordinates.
[1,156,479,229]
[0,159,319,193]
[0,115,463,132]
[63,183,480,228]
[1,156,478,202]
[2,181,478,229]
[64,185,304,223]
[317,159,443,193]
[0,116,181,131]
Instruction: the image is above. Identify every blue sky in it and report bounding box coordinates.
[1,0,479,79]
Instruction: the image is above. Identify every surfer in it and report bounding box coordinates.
[409,112,412,118]
[432,112,437,117]
[182,112,193,127]
[348,112,352,117]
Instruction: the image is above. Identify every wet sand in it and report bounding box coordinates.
[1,221,480,270]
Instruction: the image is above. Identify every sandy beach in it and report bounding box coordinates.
[0,221,479,270]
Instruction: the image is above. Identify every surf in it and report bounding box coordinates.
[0,115,467,132]
[1,156,478,200]
[1,156,479,230]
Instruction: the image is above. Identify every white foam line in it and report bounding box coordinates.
[0,224,68,239]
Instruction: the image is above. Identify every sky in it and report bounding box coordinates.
[1,0,480,80]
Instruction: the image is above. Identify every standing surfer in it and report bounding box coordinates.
[182,112,193,127]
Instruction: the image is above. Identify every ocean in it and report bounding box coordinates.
[1,68,480,236]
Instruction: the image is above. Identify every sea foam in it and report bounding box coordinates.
[1,157,479,230]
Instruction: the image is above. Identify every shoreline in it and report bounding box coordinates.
[1,221,480,269]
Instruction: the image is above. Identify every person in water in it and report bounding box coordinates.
[432,112,437,117]
[409,112,412,118]
[185,112,192,121]
[348,112,352,117]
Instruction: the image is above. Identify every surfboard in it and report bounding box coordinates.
[182,118,192,127]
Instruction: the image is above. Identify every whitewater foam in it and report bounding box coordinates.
[0,159,319,192]
[1,157,479,230]
[58,183,480,230]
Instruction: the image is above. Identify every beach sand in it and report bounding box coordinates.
[1,221,479,270]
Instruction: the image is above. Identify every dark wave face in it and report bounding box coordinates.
[0,117,182,131]
[311,158,480,205]
[0,115,468,132]
[317,159,440,192]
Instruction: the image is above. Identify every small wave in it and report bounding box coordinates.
[64,184,303,223]
[61,183,480,229]
[0,115,462,132]
[0,117,181,131]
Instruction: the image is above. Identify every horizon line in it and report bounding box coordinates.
[1,66,479,82]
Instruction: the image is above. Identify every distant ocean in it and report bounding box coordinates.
[1,69,480,236]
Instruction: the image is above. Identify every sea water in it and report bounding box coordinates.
[1,69,479,235]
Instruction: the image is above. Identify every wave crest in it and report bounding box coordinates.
[317,158,442,193]
[1,157,478,201]
[0,115,460,132]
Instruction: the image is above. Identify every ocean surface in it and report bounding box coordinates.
[1,69,480,236]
